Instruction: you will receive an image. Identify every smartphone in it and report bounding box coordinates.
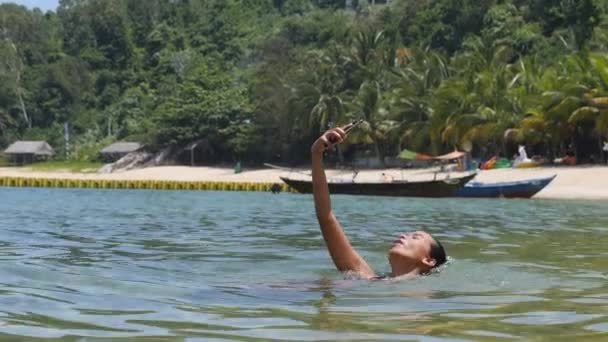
[327,119,363,146]
[344,119,364,134]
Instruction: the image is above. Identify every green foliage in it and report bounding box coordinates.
[152,56,253,162]
[528,0,600,48]
[0,0,607,165]
[27,160,103,172]
[482,3,543,55]
[70,130,114,161]
[394,0,495,54]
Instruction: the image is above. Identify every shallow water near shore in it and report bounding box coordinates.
[0,187,607,341]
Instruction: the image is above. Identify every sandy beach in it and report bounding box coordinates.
[0,164,607,200]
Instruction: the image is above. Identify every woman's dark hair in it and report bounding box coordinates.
[430,237,447,268]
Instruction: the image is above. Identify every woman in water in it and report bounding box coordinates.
[311,126,447,280]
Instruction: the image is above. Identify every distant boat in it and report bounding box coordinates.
[456,175,556,198]
[280,173,477,198]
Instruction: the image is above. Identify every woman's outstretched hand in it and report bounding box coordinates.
[311,126,347,156]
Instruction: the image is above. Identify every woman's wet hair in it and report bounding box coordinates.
[429,237,447,268]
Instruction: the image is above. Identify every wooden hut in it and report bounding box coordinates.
[3,141,54,165]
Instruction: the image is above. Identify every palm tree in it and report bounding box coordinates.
[531,71,585,157]
[506,53,602,159]
[352,29,384,68]
[304,48,350,128]
[588,55,608,154]
[540,53,608,158]
[348,28,386,84]
[389,48,450,154]
[504,59,568,158]
[437,41,522,157]
[310,94,347,131]
[305,49,351,163]
[348,81,396,165]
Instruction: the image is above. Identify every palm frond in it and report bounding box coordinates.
[568,106,599,124]
[596,110,608,134]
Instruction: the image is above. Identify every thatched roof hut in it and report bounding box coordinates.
[3,141,54,165]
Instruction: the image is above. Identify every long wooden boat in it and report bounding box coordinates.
[280,173,477,198]
[455,175,556,198]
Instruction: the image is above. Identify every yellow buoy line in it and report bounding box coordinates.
[0,177,295,193]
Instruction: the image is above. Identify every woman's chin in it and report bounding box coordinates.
[388,246,401,256]
[388,247,416,265]
[389,243,407,254]
[388,248,406,263]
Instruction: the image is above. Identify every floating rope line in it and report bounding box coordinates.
[0,177,295,193]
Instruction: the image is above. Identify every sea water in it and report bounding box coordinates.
[0,187,607,340]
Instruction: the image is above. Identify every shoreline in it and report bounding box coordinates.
[1,165,607,200]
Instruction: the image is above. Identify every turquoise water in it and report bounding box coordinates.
[1,187,607,341]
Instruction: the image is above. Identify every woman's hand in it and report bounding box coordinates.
[311,127,347,156]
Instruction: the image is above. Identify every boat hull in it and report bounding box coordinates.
[456,175,556,198]
[280,174,476,198]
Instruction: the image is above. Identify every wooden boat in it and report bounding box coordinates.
[280,173,477,198]
[455,175,556,198]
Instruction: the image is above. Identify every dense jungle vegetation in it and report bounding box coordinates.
[1,0,607,165]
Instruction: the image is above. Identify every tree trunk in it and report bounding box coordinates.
[572,129,579,160]
[336,144,345,166]
[17,92,29,128]
[373,139,384,167]
[598,136,604,164]
[10,41,30,129]
[16,78,30,128]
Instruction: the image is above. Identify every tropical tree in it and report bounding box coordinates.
[389,48,450,154]
[440,37,526,157]
[347,81,397,164]
[306,47,352,162]
[504,59,583,159]
[348,28,385,83]
[1,0,608,165]
[0,38,30,128]
[567,54,608,156]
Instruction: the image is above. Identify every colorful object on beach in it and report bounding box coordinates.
[480,157,497,170]
[514,161,542,168]
[554,154,577,166]
[0,177,295,193]
[456,175,556,198]
[495,158,512,168]
[513,145,544,168]
[480,157,512,170]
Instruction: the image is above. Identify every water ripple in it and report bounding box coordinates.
[0,187,606,340]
